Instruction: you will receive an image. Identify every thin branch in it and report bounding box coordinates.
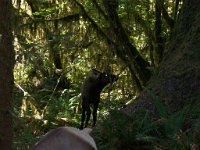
[132,10,155,42]
[174,0,181,21]
[20,14,80,28]
[73,0,115,46]
[158,0,174,29]
[91,0,108,20]
[36,13,80,22]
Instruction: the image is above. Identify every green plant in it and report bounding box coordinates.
[92,95,200,150]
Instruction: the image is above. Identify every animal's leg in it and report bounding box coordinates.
[92,103,99,127]
[85,106,91,127]
[81,105,86,129]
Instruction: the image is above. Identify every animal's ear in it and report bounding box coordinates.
[91,69,102,76]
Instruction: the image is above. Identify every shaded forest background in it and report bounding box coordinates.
[0,0,200,149]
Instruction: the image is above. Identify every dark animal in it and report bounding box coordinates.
[31,127,97,150]
[81,69,117,129]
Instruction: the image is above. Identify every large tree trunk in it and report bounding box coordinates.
[125,0,200,116]
[0,0,14,149]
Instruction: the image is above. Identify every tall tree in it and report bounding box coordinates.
[154,0,164,66]
[0,0,14,149]
[102,0,151,89]
[125,0,200,116]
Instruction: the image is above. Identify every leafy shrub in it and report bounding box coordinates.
[92,97,200,150]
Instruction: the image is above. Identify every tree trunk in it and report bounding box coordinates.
[0,0,14,149]
[102,0,151,88]
[154,0,164,66]
[124,0,200,116]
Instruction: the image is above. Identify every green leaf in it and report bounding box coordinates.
[147,89,168,118]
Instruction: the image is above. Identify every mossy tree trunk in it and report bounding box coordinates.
[154,0,164,66]
[0,0,14,149]
[125,0,200,115]
[102,0,151,90]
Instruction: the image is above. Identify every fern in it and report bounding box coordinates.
[147,89,168,118]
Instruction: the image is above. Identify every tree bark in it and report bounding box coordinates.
[124,0,200,116]
[154,0,164,66]
[0,0,14,149]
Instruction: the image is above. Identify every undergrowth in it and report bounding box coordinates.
[92,94,200,150]
[12,85,81,149]
[13,83,200,150]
